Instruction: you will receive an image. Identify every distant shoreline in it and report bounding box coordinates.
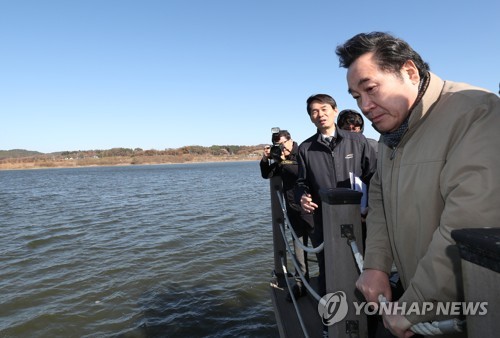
[0,156,260,171]
[0,145,265,171]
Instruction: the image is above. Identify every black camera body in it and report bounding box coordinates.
[270,127,283,162]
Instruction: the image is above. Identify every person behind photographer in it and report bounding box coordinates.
[337,108,378,154]
[336,31,500,337]
[337,108,379,235]
[260,130,313,300]
[337,108,364,132]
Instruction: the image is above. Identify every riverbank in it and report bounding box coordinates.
[0,154,260,171]
[0,145,265,171]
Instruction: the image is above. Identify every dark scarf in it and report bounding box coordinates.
[382,72,430,148]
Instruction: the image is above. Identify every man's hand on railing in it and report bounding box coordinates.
[379,294,465,337]
[381,307,415,338]
[356,269,392,304]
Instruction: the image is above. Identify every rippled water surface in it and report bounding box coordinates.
[0,162,278,337]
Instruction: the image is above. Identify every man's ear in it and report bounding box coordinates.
[333,107,339,120]
[402,60,420,84]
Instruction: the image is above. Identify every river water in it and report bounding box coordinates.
[0,161,279,337]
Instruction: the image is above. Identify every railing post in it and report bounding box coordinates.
[451,228,500,338]
[270,176,287,286]
[320,187,367,338]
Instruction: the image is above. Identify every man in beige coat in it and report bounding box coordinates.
[335,32,500,337]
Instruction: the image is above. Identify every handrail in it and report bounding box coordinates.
[345,228,466,336]
[276,217,326,306]
[279,256,310,338]
[275,189,323,254]
[272,182,465,336]
[342,226,364,273]
[378,295,466,335]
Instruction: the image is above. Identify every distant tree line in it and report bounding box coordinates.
[59,145,260,158]
[0,145,266,169]
[1,145,264,161]
[0,149,43,160]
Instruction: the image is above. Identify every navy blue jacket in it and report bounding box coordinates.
[295,128,377,227]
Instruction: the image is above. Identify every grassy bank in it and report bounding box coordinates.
[0,154,260,170]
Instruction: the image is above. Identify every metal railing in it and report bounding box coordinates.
[269,177,467,337]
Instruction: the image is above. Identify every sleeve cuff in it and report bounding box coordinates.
[363,254,393,275]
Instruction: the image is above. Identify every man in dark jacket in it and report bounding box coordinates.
[297,94,377,298]
[260,129,314,300]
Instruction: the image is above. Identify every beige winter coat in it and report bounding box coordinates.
[364,72,500,325]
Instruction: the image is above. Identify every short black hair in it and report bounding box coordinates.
[272,130,291,144]
[335,31,430,79]
[306,94,337,115]
[337,109,364,132]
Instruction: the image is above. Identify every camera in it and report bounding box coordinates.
[270,127,283,162]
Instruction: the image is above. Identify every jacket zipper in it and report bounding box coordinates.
[388,128,410,281]
[327,141,337,186]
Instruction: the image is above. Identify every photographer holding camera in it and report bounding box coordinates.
[260,129,313,301]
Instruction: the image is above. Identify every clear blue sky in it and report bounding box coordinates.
[1,0,499,153]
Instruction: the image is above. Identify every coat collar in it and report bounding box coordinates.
[408,72,445,129]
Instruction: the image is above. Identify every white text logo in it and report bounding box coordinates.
[318,292,488,326]
[354,301,488,316]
